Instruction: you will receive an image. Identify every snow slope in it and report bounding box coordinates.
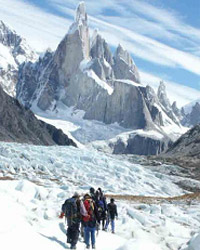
[0,142,200,250]
[33,101,186,153]
[0,43,17,70]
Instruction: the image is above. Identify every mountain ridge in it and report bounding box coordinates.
[0,3,186,155]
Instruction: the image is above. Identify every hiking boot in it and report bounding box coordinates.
[112,231,115,234]
[92,245,96,249]
[86,245,90,249]
[70,245,76,249]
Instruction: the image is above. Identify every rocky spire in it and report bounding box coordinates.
[114,44,134,66]
[75,1,87,24]
[67,1,90,59]
[157,81,171,111]
[53,1,90,88]
[90,30,113,65]
[113,44,140,83]
[172,101,182,120]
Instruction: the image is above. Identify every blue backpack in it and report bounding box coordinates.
[97,199,105,212]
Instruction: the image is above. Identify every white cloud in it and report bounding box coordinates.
[0,0,71,52]
[1,0,200,75]
[1,0,200,107]
[87,15,200,75]
[51,1,200,75]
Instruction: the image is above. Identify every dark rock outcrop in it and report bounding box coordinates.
[112,134,171,155]
[166,124,200,158]
[0,85,76,146]
[181,102,200,127]
[159,124,200,179]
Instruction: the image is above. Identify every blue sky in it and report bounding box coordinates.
[0,0,200,106]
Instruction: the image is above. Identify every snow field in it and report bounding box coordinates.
[0,142,200,249]
[0,142,186,197]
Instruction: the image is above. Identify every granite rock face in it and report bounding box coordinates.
[17,3,173,130]
[172,101,183,121]
[113,44,140,83]
[157,81,180,125]
[16,3,183,155]
[112,134,170,155]
[0,85,76,146]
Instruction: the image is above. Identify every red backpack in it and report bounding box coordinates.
[82,198,95,222]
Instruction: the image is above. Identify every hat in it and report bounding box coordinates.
[84,193,91,199]
[90,187,95,193]
[73,192,80,198]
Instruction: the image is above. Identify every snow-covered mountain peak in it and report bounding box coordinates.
[75,1,87,24]
[0,20,37,96]
[0,20,36,63]
[16,2,185,153]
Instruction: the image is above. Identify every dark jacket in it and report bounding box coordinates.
[62,197,81,226]
[107,202,118,220]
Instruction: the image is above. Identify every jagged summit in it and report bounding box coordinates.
[16,2,184,155]
[76,1,87,24]
[115,44,133,65]
[157,81,171,110]
[90,29,99,46]
[0,20,37,96]
[69,1,88,34]
[113,43,140,83]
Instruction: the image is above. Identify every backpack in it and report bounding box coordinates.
[83,198,97,227]
[97,199,105,213]
[62,198,79,225]
[83,199,95,221]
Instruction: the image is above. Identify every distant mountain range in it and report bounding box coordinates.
[0,2,199,155]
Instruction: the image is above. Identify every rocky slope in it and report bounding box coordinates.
[166,124,200,158]
[0,85,76,146]
[0,20,37,97]
[157,124,200,179]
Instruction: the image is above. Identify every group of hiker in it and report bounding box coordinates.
[59,187,118,249]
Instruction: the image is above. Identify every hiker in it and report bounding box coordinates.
[89,187,96,202]
[96,188,107,230]
[104,198,118,233]
[82,193,99,249]
[59,192,81,249]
